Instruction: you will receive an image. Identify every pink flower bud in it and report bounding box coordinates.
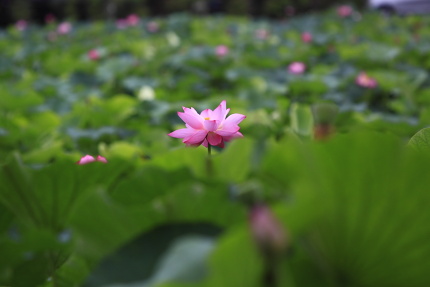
[127,14,140,26]
[301,32,312,43]
[249,205,288,254]
[116,19,128,29]
[76,155,108,165]
[16,20,28,31]
[147,21,159,33]
[96,155,108,163]
[215,45,229,57]
[87,49,100,61]
[57,22,72,35]
[288,62,306,75]
[76,155,95,165]
[355,72,377,88]
[337,5,353,17]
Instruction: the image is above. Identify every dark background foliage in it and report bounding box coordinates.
[1,0,366,27]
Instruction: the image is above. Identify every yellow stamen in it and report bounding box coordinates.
[204,117,210,120]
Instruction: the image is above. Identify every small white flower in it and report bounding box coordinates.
[166,32,180,47]
[138,86,155,101]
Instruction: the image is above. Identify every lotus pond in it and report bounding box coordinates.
[2,8,430,287]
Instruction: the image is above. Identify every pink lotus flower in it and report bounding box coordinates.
[147,21,159,33]
[356,72,377,88]
[126,14,140,26]
[168,100,246,148]
[215,45,229,57]
[87,49,100,61]
[288,62,306,75]
[301,32,312,43]
[15,20,28,31]
[76,155,108,165]
[337,5,353,17]
[96,155,108,163]
[57,22,72,35]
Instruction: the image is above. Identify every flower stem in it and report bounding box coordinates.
[206,143,213,177]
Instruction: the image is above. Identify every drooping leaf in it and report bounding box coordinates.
[408,127,430,153]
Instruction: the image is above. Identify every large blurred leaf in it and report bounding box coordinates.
[0,83,43,111]
[212,138,253,183]
[203,226,263,287]
[274,132,430,286]
[0,154,132,228]
[289,103,313,138]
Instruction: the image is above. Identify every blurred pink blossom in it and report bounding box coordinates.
[337,5,353,17]
[301,32,312,43]
[249,205,288,253]
[127,14,140,26]
[76,155,108,165]
[87,49,100,61]
[215,45,229,57]
[116,19,128,29]
[168,100,246,148]
[15,20,28,31]
[356,72,377,88]
[57,22,72,34]
[96,155,108,163]
[288,62,306,75]
[147,21,159,32]
[255,28,268,40]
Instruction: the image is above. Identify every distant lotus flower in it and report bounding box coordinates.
[168,100,246,148]
[249,205,288,254]
[87,49,100,61]
[15,20,28,31]
[356,72,377,88]
[116,19,128,29]
[127,14,140,26]
[147,21,159,33]
[215,45,229,57]
[301,32,312,43]
[45,14,56,24]
[57,22,72,35]
[337,5,353,17]
[255,28,268,40]
[76,155,108,165]
[288,62,306,75]
[96,155,108,163]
